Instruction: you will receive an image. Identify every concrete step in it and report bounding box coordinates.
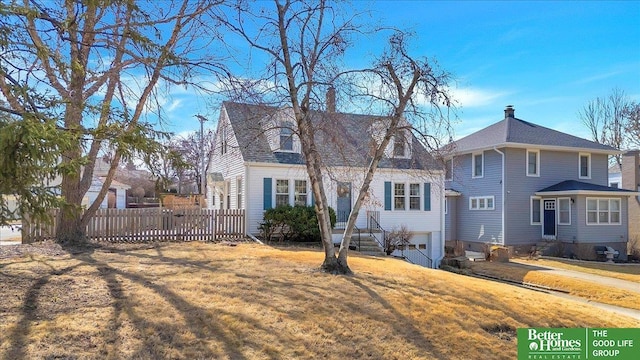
[465,250,486,261]
[360,251,386,257]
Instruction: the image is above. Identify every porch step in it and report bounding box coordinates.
[352,235,385,256]
[465,250,486,262]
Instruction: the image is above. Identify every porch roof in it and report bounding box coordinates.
[208,172,224,183]
[445,188,461,197]
[535,180,639,196]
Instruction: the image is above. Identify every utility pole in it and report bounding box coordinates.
[195,115,208,205]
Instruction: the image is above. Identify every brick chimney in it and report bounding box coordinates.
[504,105,515,118]
[326,87,336,113]
[622,150,640,242]
[622,150,640,190]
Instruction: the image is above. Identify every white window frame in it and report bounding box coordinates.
[445,158,453,181]
[279,122,294,151]
[586,197,621,225]
[409,183,421,211]
[393,131,407,158]
[472,152,484,178]
[469,196,494,210]
[530,196,541,225]
[294,179,308,206]
[275,179,290,207]
[526,149,540,177]
[236,177,243,209]
[579,153,591,179]
[557,197,571,225]
[225,180,231,209]
[394,183,406,210]
[221,126,228,155]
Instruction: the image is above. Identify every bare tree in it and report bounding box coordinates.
[625,102,640,149]
[0,1,226,243]
[579,88,631,167]
[174,130,217,194]
[217,0,452,274]
[147,130,216,195]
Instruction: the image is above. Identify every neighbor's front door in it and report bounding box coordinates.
[543,199,556,239]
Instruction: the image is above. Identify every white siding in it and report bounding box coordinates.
[246,164,444,267]
[245,165,311,233]
[208,107,246,211]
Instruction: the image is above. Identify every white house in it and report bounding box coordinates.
[208,101,445,268]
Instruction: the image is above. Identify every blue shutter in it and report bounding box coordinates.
[384,182,392,211]
[424,183,431,211]
[263,178,272,210]
[310,187,315,206]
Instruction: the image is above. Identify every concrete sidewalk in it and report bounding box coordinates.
[511,258,640,293]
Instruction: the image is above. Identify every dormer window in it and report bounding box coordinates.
[280,122,294,151]
[393,131,406,157]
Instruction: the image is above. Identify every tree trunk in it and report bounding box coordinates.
[57,172,86,245]
[321,253,352,275]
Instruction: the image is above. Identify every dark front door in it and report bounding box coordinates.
[336,182,351,226]
[543,199,556,238]
[107,189,117,208]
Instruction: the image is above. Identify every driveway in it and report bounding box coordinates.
[511,259,640,294]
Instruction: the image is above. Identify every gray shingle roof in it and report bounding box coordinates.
[450,116,618,154]
[223,101,439,170]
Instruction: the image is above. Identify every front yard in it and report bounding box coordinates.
[1,242,638,359]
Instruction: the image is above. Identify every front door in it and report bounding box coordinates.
[543,199,556,239]
[336,182,351,226]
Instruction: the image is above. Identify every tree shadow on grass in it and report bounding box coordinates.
[3,263,82,360]
[80,252,264,359]
[1,245,273,360]
[343,276,448,359]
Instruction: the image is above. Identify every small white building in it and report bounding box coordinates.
[83,177,130,209]
[208,101,445,268]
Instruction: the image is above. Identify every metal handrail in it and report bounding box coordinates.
[367,215,386,250]
[335,214,361,250]
[402,246,433,268]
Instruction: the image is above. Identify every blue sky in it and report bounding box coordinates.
[170,0,640,141]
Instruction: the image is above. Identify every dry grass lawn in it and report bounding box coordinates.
[514,257,640,283]
[470,261,640,310]
[1,242,638,360]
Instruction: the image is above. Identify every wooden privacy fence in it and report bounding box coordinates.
[23,208,245,243]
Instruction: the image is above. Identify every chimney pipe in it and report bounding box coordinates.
[504,105,515,118]
[326,87,336,113]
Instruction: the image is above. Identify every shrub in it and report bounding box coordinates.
[384,224,413,255]
[629,236,640,261]
[260,205,336,242]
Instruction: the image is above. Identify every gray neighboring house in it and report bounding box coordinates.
[609,151,640,248]
[444,106,637,259]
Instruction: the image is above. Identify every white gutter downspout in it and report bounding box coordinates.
[439,174,446,268]
[244,163,250,239]
[493,147,505,245]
